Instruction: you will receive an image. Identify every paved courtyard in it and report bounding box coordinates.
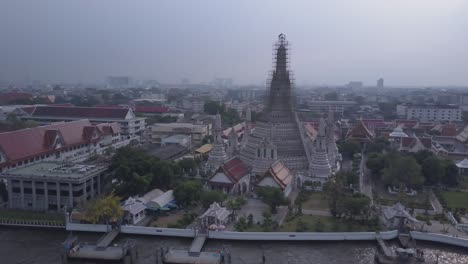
[236,198,269,224]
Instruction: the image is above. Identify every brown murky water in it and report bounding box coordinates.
[1,227,467,264]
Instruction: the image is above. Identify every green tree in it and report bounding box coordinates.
[296,218,309,232]
[83,194,124,224]
[422,156,444,185]
[247,214,254,227]
[200,190,226,208]
[235,217,248,231]
[338,140,362,159]
[366,153,385,178]
[314,219,325,232]
[261,211,276,231]
[366,137,389,154]
[342,193,371,220]
[174,181,203,208]
[203,100,224,115]
[383,155,424,188]
[441,160,460,187]
[256,186,289,214]
[222,108,241,126]
[413,149,434,165]
[178,158,197,173]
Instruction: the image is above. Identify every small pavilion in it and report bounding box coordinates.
[456,159,468,176]
[199,202,231,228]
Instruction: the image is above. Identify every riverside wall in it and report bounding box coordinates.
[65,223,468,247]
[410,231,468,248]
[67,222,398,241]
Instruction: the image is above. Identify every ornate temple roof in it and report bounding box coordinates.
[346,120,375,143]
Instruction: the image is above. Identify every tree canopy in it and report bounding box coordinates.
[203,100,241,126]
[338,140,362,159]
[382,154,424,188]
[110,146,182,197]
[200,190,226,208]
[256,186,289,213]
[82,194,124,224]
[174,181,203,208]
[324,173,371,220]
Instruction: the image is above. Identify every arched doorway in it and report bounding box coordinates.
[241,182,248,194]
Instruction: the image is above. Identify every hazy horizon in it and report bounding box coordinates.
[1,0,467,86]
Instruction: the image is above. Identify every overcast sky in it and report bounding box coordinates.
[1,0,467,86]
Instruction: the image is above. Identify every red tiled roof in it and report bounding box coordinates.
[30,106,130,119]
[0,92,33,105]
[96,123,121,135]
[419,137,432,149]
[441,124,458,137]
[220,157,249,183]
[362,119,385,127]
[346,120,375,142]
[401,137,432,149]
[0,120,100,166]
[401,137,417,148]
[265,160,293,189]
[134,106,169,114]
[95,104,128,108]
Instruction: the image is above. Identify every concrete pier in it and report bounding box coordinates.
[96,228,119,249]
[164,250,221,264]
[189,234,207,255]
[376,235,394,258]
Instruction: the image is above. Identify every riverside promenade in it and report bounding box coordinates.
[64,222,468,248]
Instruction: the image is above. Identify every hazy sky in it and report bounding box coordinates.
[1,0,467,86]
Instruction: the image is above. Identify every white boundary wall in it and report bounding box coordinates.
[65,223,468,247]
[66,223,397,241]
[207,230,398,241]
[410,231,468,248]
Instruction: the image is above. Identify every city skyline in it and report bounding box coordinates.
[1,0,468,86]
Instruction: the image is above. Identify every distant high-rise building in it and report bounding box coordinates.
[377,78,384,89]
[107,76,131,89]
[347,81,363,90]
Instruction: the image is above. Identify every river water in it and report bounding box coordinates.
[1,227,467,264]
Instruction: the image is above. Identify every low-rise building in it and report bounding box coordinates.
[20,106,146,140]
[397,104,461,122]
[161,134,192,148]
[307,100,357,115]
[1,162,107,211]
[150,122,209,146]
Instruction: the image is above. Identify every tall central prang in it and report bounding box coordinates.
[267,33,294,113]
[240,34,309,175]
[240,34,340,184]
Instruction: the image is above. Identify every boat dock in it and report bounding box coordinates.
[164,250,221,264]
[62,227,137,264]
